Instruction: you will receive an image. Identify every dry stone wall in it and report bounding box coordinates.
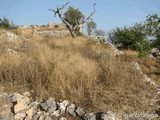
[0,92,117,120]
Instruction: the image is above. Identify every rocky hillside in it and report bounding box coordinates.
[0,27,160,120]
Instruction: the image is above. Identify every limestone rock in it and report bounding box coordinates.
[40,102,49,112]
[14,98,30,113]
[66,104,76,116]
[52,110,60,117]
[14,112,26,120]
[59,100,70,114]
[101,111,115,120]
[83,112,96,120]
[75,107,85,116]
[11,93,24,102]
[26,106,37,119]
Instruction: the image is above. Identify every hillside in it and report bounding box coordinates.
[0,27,160,120]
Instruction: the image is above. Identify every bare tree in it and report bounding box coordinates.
[49,3,96,38]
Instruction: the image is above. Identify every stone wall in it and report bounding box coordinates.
[0,92,117,120]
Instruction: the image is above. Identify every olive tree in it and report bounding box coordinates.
[86,21,97,36]
[49,2,96,38]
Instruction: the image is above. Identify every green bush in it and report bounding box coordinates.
[110,24,151,57]
[0,17,17,29]
[137,40,151,57]
[110,24,147,50]
[54,25,59,29]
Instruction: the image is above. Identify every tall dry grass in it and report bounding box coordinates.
[0,35,157,114]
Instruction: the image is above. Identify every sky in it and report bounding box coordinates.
[0,0,160,33]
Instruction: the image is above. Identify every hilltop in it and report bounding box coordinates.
[0,26,160,120]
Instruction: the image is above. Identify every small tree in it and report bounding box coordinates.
[1,17,10,28]
[94,29,105,36]
[49,3,96,38]
[86,21,96,36]
[144,14,160,48]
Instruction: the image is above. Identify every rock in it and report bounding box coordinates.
[66,104,76,116]
[52,110,60,117]
[83,112,96,120]
[40,102,49,111]
[11,93,24,102]
[14,98,30,113]
[14,112,26,120]
[48,106,57,113]
[46,98,56,106]
[44,115,52,120]
[29,101,39,108]
[0,93,12,119]
[150,48,160,58]
[22,92,31,97]
[75,107,85,116]
[0,104,12,120]
[32,112,41,120]
[59,100,70,114]
[45,98,57,113]
[26,106,37,119]
[101,111,115,120]
[0,116,9,120]
[59,117,67,120]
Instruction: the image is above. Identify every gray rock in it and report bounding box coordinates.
[48,106,57,113]
[33,112,41,120]
[83,112,96,120]
[75,107,85,116]
[46,98,56,106]
[101,111,115,120]
[66,104,76,116]
[0,116,9,120]
[52,110,60,117]
[29,101,39,108]
[45,98,57,113]
[40,102,49,111]
[59,100,70,114]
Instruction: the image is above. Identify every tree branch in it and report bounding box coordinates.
[85,3,96,22]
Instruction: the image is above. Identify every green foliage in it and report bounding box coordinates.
[86,21,97,35]
[54,24,59,28]
[110,24,151,57]
[64,6,84,26]
[144,14,160,48]
[144,14,160,36]
[0,17,17,29]
[137,40,151,57]
[110,24,147,50]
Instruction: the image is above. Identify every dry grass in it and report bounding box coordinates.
[0,32,159,116]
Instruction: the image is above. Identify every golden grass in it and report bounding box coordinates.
[0,34,158,115]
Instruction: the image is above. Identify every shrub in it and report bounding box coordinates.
[137,40,151,57]
[0,17,18,29]
[54,25,59,29]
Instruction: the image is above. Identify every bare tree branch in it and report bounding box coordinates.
[85,3,96,22]
[49,2,96,38]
